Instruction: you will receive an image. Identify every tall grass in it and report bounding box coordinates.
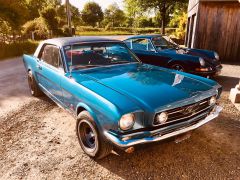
[0,41,39,60]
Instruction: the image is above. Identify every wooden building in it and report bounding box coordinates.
[185,0,240,63]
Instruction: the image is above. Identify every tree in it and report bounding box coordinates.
[22,17,49,39]
[57,3,81,28]
[136,0,187,34]
[124,0,144,27]
[104,3,125,27]
[138,17,154,28]
[81,2,103,27]
[0,0,28,30]
[40,6,61,36]
[169,3,188,39]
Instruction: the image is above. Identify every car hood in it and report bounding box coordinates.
[77,63,217,112]
[160,48,219,65]
[160,48,204,57]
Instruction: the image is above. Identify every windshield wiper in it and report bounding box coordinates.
[110,61,132,65]
[71,64,103,70]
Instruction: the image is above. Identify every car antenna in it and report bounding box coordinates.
[70,44,73,78]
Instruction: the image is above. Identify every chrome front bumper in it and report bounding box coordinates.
[104,106,223,148]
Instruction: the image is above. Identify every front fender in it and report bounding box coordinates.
[75,102,99,126]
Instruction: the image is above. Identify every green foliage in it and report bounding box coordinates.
[169,2,188,40]
[170,12,187,40]
[138,17,155,28]
[81,2,103,27]
[103,3,125,27]
[123,0,143,27]
[0,0,28,30]
[132,0,188,33]
[0,41,38,60]
[76,26,176,35]
[22,18,49,39]
[25,0,47,20]
[40,6,62,36]
[0,20,12,37]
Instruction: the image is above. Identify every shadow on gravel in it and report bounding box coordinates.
[213,75,239,92]
[96,113,240,179]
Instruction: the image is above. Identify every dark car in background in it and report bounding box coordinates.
[123,35,222,77]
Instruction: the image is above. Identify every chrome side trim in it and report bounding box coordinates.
[104,106,222,148]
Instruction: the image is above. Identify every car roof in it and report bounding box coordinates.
[125,34,162,40]
[41,36,122,47]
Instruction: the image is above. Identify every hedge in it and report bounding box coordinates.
[0,41,39,60]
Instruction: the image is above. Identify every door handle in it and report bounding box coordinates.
[37,64,42,70]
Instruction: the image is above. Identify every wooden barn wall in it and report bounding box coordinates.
[195,2,240,63]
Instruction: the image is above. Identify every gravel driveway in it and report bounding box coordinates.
[0,57,239,179]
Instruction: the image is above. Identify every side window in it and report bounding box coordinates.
[132,38,155,52]
[40,44,62,69]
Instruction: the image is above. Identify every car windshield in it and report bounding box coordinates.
[152,36,178,51]
[64,42,139,70]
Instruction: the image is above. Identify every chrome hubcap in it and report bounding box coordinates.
[79,122,96,149]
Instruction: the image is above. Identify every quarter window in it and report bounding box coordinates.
[132,38,155,52]
[40,44,62,68]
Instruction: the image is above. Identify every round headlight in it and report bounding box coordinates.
[214,52,219,60]
[199,57,206,66]
[209,96,217,106]
[156,112,168,124]
[119,113,135,130]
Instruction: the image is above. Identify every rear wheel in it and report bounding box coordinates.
[27,71,43,97]
[76,111,113,159]
[170,64,185,72]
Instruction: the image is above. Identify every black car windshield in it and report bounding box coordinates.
[63,42,140,70]
[152,36,178,51]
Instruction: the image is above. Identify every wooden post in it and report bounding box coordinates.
[66,0,72,36]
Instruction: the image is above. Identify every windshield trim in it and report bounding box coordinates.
[64,42,142,71]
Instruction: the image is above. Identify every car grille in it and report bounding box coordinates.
[153,97,214,126]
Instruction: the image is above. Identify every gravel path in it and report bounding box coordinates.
[0,58,239,179]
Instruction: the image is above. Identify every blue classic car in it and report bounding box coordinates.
[23,37,222,159]
[123,35,222,77]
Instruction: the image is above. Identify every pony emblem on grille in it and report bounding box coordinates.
[182,103,199,115]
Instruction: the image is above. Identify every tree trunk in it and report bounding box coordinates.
[161,13,165,34]
[161,1,166,35]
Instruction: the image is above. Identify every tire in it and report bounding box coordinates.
[76,111,113,159]
[170,63,185,72]
[27,71,43,97]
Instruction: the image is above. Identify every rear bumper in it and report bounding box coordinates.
[104,106,222,148]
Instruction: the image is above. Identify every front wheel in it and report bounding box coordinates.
[170,64,185,72]
[76,111,113,159]
[27,71,43,97]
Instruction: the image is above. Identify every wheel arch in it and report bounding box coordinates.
[76,102,100,127]
[167,60,189,71]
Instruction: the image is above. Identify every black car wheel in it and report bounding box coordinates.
[171,64,185,72]
[76,111,113,159]
[27,71,43,97]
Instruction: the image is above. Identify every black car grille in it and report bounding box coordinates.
[153,97,214,126]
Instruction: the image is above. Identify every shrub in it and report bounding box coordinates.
[0,41,39,60]
[22,18,49,40]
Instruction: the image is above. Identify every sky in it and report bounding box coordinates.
[62,0,124,10]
